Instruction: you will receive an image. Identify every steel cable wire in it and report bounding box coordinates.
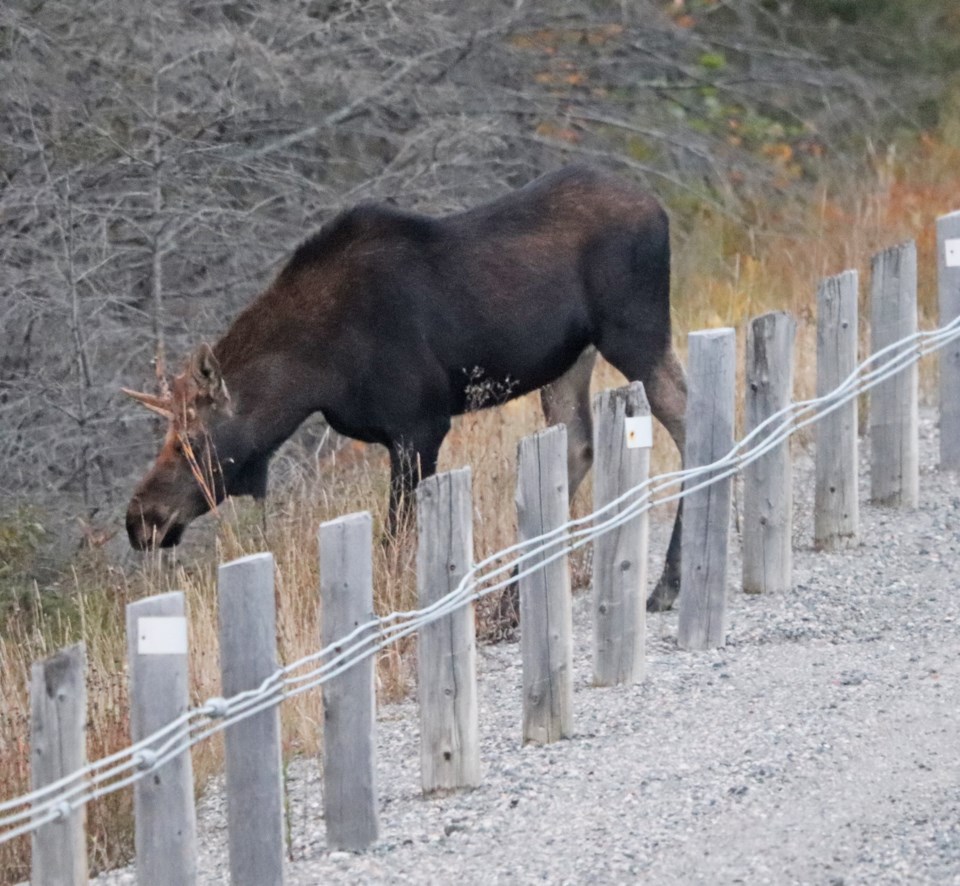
[3,313,959,844]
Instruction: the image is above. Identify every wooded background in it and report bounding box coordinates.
[1,0,958,564]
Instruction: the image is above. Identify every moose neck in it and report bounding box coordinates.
[211,291,325,457]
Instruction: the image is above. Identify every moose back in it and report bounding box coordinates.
[125,164,688,610]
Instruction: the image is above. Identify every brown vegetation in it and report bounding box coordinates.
[3,0,960,880]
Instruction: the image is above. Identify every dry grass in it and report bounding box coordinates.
[672,137,960,417]
[3,136,960,882]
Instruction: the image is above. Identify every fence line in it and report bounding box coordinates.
[815,270,860,549]
[592,382,650,685]
[416,468,480,792]
[126,591,197,885]
[29,644,86,883]
[218,553,284,885]
[319,513,379,851]
[937,211,960,469]
[677,328,737,650]
[743,311,796,593]
[517,424,574,744]
[5,257,960,849]
[870,241,919,506]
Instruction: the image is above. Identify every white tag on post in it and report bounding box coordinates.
[138,616,188,655]
[624,415,653,449]
[946,238,960,268]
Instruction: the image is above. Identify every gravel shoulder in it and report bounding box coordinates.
[98,411,960,885]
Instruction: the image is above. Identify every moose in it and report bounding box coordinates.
[124,165,687,611]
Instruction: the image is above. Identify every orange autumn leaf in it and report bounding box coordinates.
[535,121,581,143]
[584,24,624,45]
[762,142,794,164]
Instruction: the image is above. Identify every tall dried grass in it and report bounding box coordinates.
[3,136,960,882]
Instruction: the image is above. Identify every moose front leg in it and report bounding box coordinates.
[387,445,420,536]
[386,422,448,536]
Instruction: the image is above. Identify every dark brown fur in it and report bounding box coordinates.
[126,165,688,610]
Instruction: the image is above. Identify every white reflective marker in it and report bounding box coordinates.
[138,616,188,655]
[625,415,653,449]
[946,238,960,268]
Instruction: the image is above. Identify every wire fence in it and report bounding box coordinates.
[2,309,959,846]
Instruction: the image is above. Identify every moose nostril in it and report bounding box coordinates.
[126,505,169,550]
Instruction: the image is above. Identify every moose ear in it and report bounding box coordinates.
[190,343,229,402]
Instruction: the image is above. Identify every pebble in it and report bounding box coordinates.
[94,409,960,884]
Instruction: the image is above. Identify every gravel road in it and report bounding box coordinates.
[98,410,960,885]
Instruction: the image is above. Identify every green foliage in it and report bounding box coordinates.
[759,0,960,75]
[625,135,659,163]
[698,52,726,71]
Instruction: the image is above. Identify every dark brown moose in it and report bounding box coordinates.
[125,165,688,611]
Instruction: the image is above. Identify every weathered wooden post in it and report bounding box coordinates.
[815,270,860,549]
[592,382,650,685]
[218,552,284,886]
[516,424,573,744]
[30,643,87,886]
[937,211,960,470]
[743,311,795,594]
[870,241,919,507]
[416,467,481,794]
[126,591,197,886]
[677,328,735,651]
[319,512,379,851]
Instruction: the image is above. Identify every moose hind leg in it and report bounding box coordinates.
[644,347,687,611]
[540,346,597,500]
[481,347,599,639]
[599,341,688,611]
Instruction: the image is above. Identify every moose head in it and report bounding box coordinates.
[124,344,242,550]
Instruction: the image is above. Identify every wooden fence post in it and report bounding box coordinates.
[319,512,379,851]
[126,591,197,886]
[743,311,796,593]
[218,552,284,886]
[516,424,573,744]
[416,467,480,794]
[30,643,87,886]
[592,382,650,685]
[870,241,919,507]
[677,328,736,651]
[815,270,860,549]
[937,211,960,470]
